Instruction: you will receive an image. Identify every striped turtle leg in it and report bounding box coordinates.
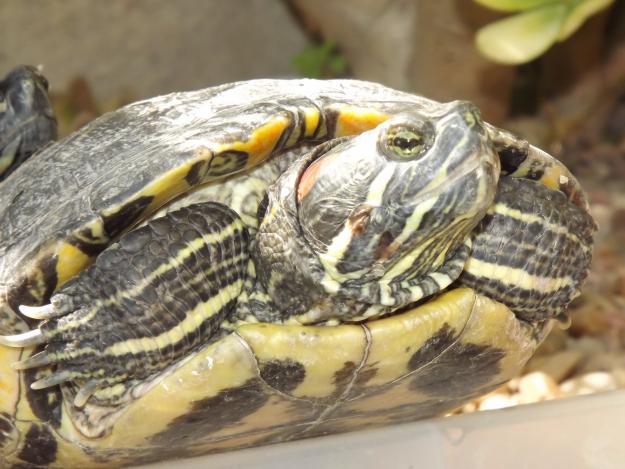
[0,202,249,407]
[459,177,595,322]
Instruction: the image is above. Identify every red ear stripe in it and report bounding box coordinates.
[296,151,343,204]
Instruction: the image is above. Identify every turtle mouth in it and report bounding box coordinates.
[376,152,498,265]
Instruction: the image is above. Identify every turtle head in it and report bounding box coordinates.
[0,65,57,179]
[257,102,500,320]
[296,103,500,289]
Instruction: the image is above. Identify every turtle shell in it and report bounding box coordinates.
[0,78,592,468]
[1,288,549,468]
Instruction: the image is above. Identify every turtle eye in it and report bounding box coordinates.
[381,122,433,160]
[0,93,6,114]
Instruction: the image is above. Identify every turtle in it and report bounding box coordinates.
[0,70,595,469]
[0,65,57,181]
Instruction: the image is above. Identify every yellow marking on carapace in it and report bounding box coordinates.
[538,163,567,192]
[105,279,243,356]
[225,116,291,168]
[105,119,293,220]
[101,147,211,224]
[334,107,390,137]
[55,242,94,288]
[303,108,321,137]
[73,218,108,245]
[509,147,580,202]
[141,147,213,214]
[464,257,573,293]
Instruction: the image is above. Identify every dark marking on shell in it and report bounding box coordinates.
[330,361,377,397]
[355,397,476,427]
[409,341,505,398]
[69,228,109,256]
[0,412,13,449]
[407,324,455,372]
[353,365,378,390]
[39,254,59,306]
[8,254,59,324]
[498,144,527,175]
[331,361,357,397]
[7,282,39,326]
[259,359,306,394]
[14,424,57,467]
[149,378,269,446]
[272,117,296,154]
[102,195,154,239]
[524,161,545,182]
[185,159,210,186]
[23,348,63,428]
[295,108,307,144]
[208,150,248,177]
[322,108,339,139]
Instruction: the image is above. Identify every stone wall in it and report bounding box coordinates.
[0,0,310,100]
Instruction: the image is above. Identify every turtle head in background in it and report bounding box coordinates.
[0,65,57,180]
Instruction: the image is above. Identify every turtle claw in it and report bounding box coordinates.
[30,370,72,390]
[11,350,54,370]
[0,328,45,347]
[73,380,100,408]
[19,303,59,320]
[31,369,100,409]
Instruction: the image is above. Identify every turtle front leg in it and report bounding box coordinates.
[459,177,595,322]
[0,202,249,407]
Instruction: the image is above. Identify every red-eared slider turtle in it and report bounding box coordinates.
[0,65,57,181]
[0,70,595,468]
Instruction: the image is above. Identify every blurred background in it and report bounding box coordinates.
[1,0,624,412]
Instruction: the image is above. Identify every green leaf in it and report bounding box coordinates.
[292,47,327,78]
[327,55,347,74]
[558,0,614,41]
[475,3,567,64]
[292,41,346,78]
[474,0,558,12]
